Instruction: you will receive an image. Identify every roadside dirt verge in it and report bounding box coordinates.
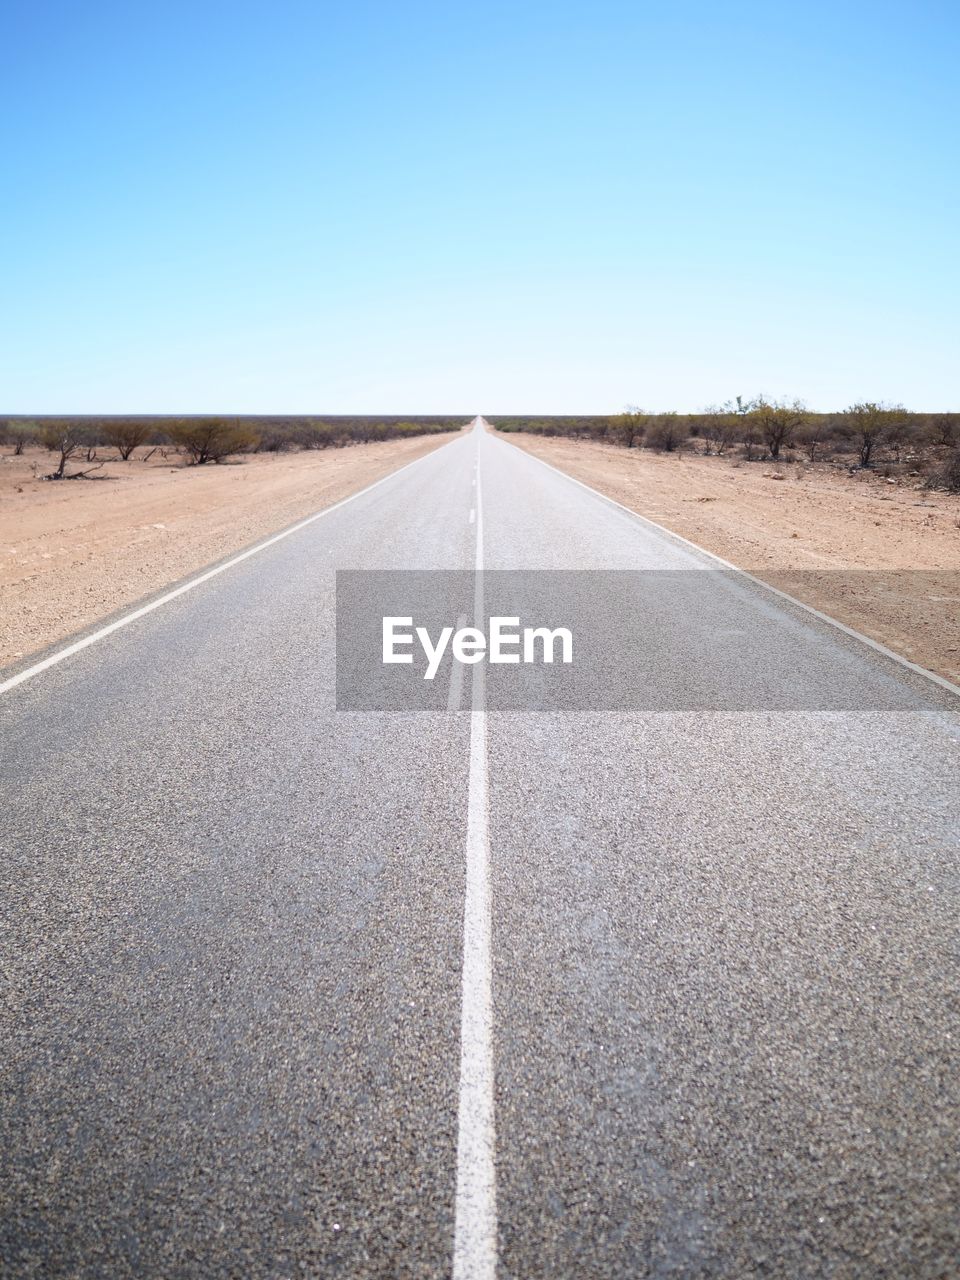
[0,433,459,668]
[499,433,960,686]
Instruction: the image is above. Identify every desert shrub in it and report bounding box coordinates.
[741,430,764,461]
[39,424,92,478]
[489,416,613,440]
[486,404,957,479]
[927,414,960,448]
[102,418,151,460]
[796,419,837,462]
[883,415,921,464]
[925,448,960,493]
[4,420,39,454]
[607,407,645,449]
[254,425,294,453]
[748,398,806,461]
[646,413,686,452]
[698,408,738,455]
[840,402,907,468]
[0,415,461,461]
[294,418,455,448]
[353,420,384,443]
[168,418,260,464]
[307,422,342,448]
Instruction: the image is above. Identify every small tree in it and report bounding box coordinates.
[40,424,87,479]
[797,418,833,463]
[646,412,686,452]
[742,428,764,461]
[609,405,645,449]
[700,405,738,455]
[168,418,259,464]
[844,402,906,468]
[303,422,338,448]
[928,414,959,448]
[5,421,39,455]
[103,418,151,460]
[749,397,806,461]
[882,413,916,464]
[924,448,960,493]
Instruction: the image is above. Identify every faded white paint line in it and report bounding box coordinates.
[452,452,497,1280]
[469,507,476,524]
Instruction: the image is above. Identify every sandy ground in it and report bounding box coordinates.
[0,434,458,668]
[500,433,960,685]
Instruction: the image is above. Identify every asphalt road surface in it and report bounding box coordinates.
[2,420,958,1278]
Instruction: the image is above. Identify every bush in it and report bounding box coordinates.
[0,415,463,461]
[741,430,764,461]
[698,408,738,456]
[925,448,960,493]
[841,402,907,468]
[748,398,806,461]
[488,404,955,477]
[303,422,341,448]
[646,413,686,452]
[168,418,260,464]
[254,425,295,453]
[927,415,960,448]
[608,408,645,449]
[102,418,151,460]
[3,421,39,454]
[39,424,90,478]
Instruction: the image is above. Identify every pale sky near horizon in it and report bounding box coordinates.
[3,1,958,414]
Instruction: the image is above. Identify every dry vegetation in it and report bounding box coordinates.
[1,414,463,479]
[490,402,960,493]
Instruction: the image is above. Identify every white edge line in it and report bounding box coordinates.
[0,432,467,698]
[490,429,960,703]
[452,442,497,1280]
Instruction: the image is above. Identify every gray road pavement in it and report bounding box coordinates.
[1,420,958,1277]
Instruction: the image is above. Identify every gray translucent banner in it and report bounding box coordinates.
[335,570,959,711]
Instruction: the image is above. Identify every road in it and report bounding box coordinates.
[1,419,958,1277]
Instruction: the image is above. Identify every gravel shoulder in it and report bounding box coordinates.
[0,433,459,667]
[498,433,960,684]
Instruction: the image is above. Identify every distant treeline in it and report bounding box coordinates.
[0,415,464,470]
[490,401,960,491]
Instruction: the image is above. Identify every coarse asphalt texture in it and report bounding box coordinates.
[1,420,958,1278]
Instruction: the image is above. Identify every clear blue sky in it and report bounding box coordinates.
[3,0,958,413]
